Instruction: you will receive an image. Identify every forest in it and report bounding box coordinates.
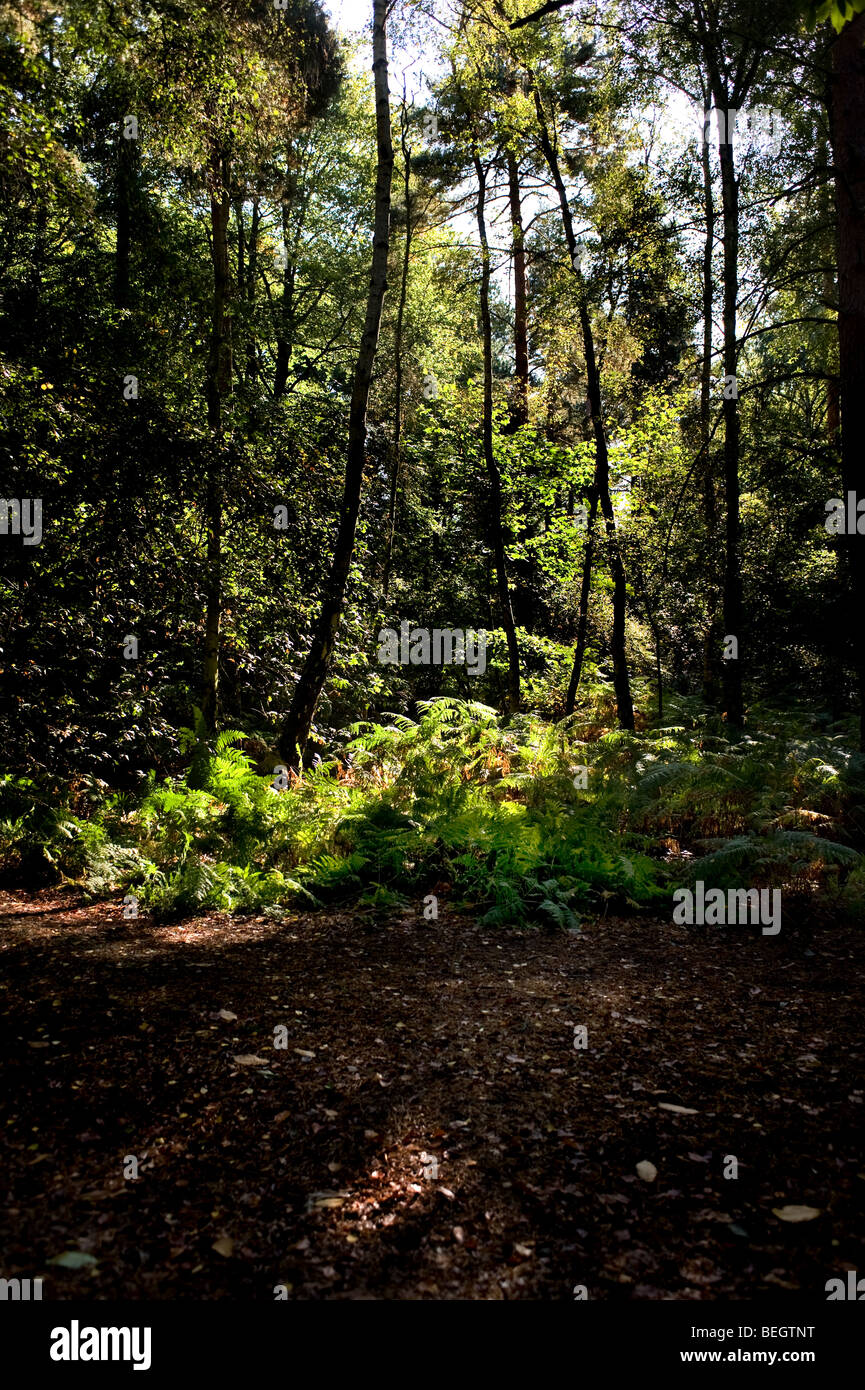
[0,0,864,1315]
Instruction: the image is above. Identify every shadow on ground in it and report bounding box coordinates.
[0,888,861,1299]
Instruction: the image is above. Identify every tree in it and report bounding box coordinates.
[278,0,394,768]
[136,0,341,731]
[473,139,522,712]
[815,2,865,746]
[526,53,635,728]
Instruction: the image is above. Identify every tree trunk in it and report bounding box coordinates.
[713,97,744,731]
[248,197,259,302]
[565,485,598,713]
[274,195,296,401]
[382,101,413,600]
[278,0,394,769]
[700,118,721,705]
[200,151,232,732]
[114,133,132,309]
[829,13,865,749]
[473,148,521,715]
[532,78,634,730]
[247,197,260,382]
[506,148,529,430]
[234,197,245,298]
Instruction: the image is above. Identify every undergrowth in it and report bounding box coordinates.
[1,693,863,926]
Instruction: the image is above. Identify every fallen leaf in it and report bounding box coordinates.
[658,1103,698,1115]
[306,1191,350,1211]
[772,1204,821,1223]
[48,1250,99,1269]
[232,1054,268,1067]
[215,1009,237,1022]
[212,1237,234,1257]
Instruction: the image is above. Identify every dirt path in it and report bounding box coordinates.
[0,889,861,1300]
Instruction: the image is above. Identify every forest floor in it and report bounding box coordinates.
[0,887,862,1301]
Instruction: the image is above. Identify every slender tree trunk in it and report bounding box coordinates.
[713,97,744,730]
[274,195,296,401]
[473,147,521,715]
[242,197,260,384]
[565,485,598,713]
[200,150,232,732]
[382,101,413,600]
[247,197,260,382]
[248,197,259,301]
[825,261,840,443]
[829,13,865,750]
[234,197,245,298]
[278,0,394,769]
[233,197,246,391]
[532,79,634,730]
[506,148,529,430]
[114,133,132,309]
[700,118,721,705]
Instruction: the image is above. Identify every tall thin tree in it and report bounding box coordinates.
[382,93,414,600]
[473,142,522,713]
[279,0,394,768]
[531,74,635,729]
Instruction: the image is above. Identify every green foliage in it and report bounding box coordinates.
[4,699,863,921]
[683,830,860,892]
[806,0,865,31]
[0,775,103,880]
[0,0,863,939]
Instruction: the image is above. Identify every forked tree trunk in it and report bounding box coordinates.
[278,0,394,769]
[474,147,521,715]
